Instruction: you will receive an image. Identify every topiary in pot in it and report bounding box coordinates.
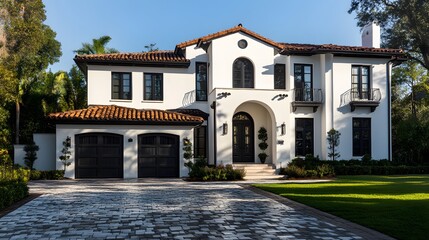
[257,127,268,163]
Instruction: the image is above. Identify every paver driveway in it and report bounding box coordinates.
[0,179,381,239]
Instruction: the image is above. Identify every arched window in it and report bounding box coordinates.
[233,58,254,88]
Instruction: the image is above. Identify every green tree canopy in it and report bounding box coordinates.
[0,0,62,144]
[74,35,118,55]
[349,0,429,70]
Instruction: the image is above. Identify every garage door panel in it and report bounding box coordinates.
[77,157,97,167]
[76,133,123,178]
[140,147,157,156]
[158,147,173,156]
[138,134,179,178]
[78,147,97,156]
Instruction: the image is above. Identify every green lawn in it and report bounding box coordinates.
[254,175,429,240]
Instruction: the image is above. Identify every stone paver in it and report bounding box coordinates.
[0,179,384,239]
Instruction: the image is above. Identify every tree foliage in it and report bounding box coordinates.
[327,128,341,161]
[0,0,61,144]
[349,0,429,70]
[74,35,118,55]
[24,141,39,170]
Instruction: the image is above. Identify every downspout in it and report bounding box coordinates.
[386,59,394,161]
[210,101,217,166]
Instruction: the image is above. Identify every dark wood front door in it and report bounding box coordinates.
[233,112,254,163]
[138,134,179,178]
[75,133,123,178]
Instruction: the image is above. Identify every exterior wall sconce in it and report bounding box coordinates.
[65,136,71,147]
[281,123,286,136]
[217,92,231,98]
[222,122,228,135]
[128,138,133,142]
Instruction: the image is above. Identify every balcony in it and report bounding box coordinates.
[340,88,381,112]
[292,88,323,112]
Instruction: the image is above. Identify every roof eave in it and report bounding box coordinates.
[73,59,191,68]
[48,119,203,126]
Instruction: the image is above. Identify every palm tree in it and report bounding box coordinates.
[74,35,118,55]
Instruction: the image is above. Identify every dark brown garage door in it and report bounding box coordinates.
[138,134,179,178]
[75,133,123,178]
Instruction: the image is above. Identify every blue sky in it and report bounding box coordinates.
[43,0,361,72]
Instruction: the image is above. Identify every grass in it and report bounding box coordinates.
[254,175,429,240]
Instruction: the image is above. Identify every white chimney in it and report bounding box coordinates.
[361,22,380,48]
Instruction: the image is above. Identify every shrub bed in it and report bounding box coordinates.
[281,155,429,178]
[30,170,65,180]
[185,158,245,181]
[0,167,30,182]
[0,180,29,210]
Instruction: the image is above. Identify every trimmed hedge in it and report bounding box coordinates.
[281,156,429,178]
[0,168,30,182]
[185,158,245,181]
[334,165,429,175]
[0,180,29,210]
[30,170,64,180]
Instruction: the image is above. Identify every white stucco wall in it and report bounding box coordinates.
[14,134,56,170]
[55,124,194,179]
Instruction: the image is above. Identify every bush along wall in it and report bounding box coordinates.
[281,155,429,178]
[0,180,29,210]
[185,158,245,181]
[30,170,65,180]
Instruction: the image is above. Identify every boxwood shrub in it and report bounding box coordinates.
[0,180,29,210]
[185,158,245,181]
[30,170,64,180]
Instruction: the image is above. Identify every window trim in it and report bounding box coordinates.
[111,72,132,100]
[351,65,371,100]
[143,72,163,101]
[232,57,254,88]
[195,62,208,101]
[274,63,286,90]
[352,118,372,157]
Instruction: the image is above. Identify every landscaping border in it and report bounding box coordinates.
[0,193,42,219]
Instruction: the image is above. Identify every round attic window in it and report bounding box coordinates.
[238,39,248,49]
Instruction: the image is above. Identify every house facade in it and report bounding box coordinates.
[48,24,405,179]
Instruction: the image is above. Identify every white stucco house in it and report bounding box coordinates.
[40,24,405,179]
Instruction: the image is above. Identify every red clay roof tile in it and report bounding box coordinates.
[48,105,204,125]
[74,50,190,64]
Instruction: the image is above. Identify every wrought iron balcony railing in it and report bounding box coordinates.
[340,88,381,112]
[292,88,323,112]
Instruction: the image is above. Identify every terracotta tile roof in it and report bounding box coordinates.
[74,50,190,64]
[176,24,284,50]
[280,43,404,55]
[168,108,209,120]
[48,105,204,125]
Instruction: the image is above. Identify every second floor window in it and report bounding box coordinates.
[112,72,132,100]
[144,73,163,101]
[233,58,254,88]
[274,64,286,89]
[196,62,208,101]
[294,64,313,101]
[352,65,370,100]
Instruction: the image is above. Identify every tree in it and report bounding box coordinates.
[74,35,118,55]
[24,141,39,170]
[349,0,429,70]
[0,0,61,144]
[143,43,159,52]
[59,137,71,173]
[327,128,341,161]
[257,127,268,163]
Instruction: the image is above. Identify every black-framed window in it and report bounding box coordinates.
[353,118,371,156]
[112,72,132,100]
[196,62,208,101]
[274,64,286,89]
[194,126,207,159]
[295,118,314,156]
[144,73,163,101]
[352,65,370,100]
[294,64,313,101]
[233,58,254,88]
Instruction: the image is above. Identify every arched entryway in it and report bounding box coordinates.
[233,112,254,162]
